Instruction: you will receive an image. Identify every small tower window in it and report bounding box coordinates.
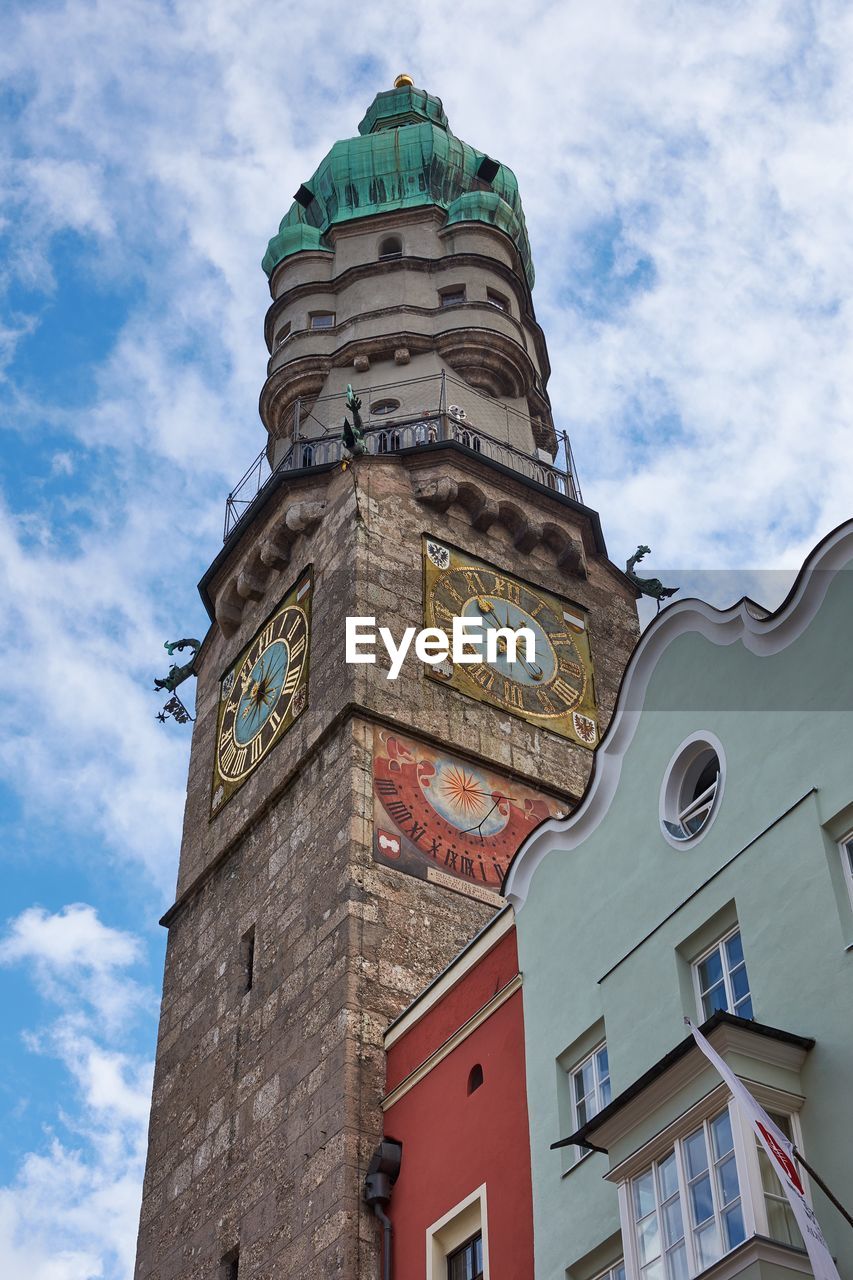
[439,287,466,307]
[309,311,335,330]
[275,322,291,347]
[379,235,402,260]
[486,289,509,313]
[370,399,400,416]
[221,1248,239,1280]
[467,1064,484,1094]
[240,925,255,994]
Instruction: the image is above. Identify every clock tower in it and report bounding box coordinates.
[134,79,639,1279]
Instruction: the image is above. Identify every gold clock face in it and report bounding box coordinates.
[423,539,598,747]
[211,569,312,815]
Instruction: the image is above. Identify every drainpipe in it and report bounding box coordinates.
[363,1140,403,1280]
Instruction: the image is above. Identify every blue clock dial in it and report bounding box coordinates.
[234,640,288,745]
[462,595,557,685]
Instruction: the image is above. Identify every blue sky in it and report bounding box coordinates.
[1,2,852,1276]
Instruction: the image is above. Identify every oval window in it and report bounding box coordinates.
[370,399,400,416]
[660,733,725,847]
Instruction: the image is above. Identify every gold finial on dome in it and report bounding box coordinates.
[394,74,415,88]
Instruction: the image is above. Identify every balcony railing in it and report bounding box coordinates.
[223,374,582,541]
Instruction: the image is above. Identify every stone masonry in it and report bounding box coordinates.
[134,451,638,1279]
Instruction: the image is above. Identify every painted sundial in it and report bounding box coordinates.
[372,729,568,900]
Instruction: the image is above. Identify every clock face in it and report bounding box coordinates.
[423,539,598,748]
[372,729,567,900]
[211,569,312,814]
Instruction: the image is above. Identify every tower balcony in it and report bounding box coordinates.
[224,372,581,542]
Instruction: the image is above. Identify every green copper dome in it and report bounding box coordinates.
[262,84,534,287]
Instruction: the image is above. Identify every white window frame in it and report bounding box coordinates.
[617,1091,810,1280]
[730,1106,808,1247]
[839,830,853,911]
[592,1261,626,1280]
[426,1184,490,1280]
[569,1041,611,1162]
[692,927,752,1022]
[625,1105,748,1280]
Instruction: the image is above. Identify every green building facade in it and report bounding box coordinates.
[506,521,853,1280]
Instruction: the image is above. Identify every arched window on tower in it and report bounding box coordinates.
[379,235,402,260]
[467,1064,484,1094]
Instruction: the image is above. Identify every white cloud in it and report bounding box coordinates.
[0,906,153,1280]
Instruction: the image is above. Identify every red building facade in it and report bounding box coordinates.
[377,909,533,1280]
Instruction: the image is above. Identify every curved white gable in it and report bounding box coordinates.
[503,518,853,909]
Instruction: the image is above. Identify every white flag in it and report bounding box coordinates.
[686,1018,840,1280]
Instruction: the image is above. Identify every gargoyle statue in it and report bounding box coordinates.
[625,546,679,613]
[341,384,366,459]
[153,638,201,693]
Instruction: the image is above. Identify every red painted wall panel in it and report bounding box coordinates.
[384,982,533,1280]
[386,927,519,1092]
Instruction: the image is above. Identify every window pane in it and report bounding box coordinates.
[723,1202,746,1249]
[694,1221,721,1269]
[716,1153,740,1206]
[730,965,750,1004]
[698,949,723,990]
[733,993,753,1019]
[600,1078,612,1107]
[634,1172,656,1220]
[641,1261,664,1280]
[689,1173,714,1226]
[683,1129,709,1179]
[614,1265,626,1280]
[575,1060,594,1102]
[724,931,744,968]
[702,982,728,1018]
[576,1096,589,1127]
[658,1153,679,1202]
[710,1110,733,1159]
[766,1196,803,1248]
[637,1216,661,1265]
[662,1197,684,1248]
[596,1046,609,1079]
[666,1243,689,1280]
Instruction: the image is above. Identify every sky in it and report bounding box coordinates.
[1,1,852,1276]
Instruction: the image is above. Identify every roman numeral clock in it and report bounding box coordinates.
[211,569,313,814]
[423,538,599,748]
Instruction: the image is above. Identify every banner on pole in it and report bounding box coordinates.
[686,1018,840,1280]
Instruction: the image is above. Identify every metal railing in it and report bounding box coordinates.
[223,373,582,541]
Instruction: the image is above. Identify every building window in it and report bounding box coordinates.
[220,1248,239,1280]
[570,1042,611,1160]
[694,928,752,1021]
[275,322,291,346]
[309,311,335,329]
[486,289,509,312]
[756,1113,804,1249]
[426,1185,489,1280]
[370,398,400,416]
[631,1108,745,1280]
[840,831,853,910]
[379,235,402,259]
[447,1233,483,1280]
[467,1064,484,1094]
[439,287,466,307]
[593,1261,626,1280]
[660,733,725,847]
[240,925,255,994]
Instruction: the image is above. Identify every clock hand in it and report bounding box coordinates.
[475,600,543,680]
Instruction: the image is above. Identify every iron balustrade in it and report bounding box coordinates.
[223,375,582,541]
